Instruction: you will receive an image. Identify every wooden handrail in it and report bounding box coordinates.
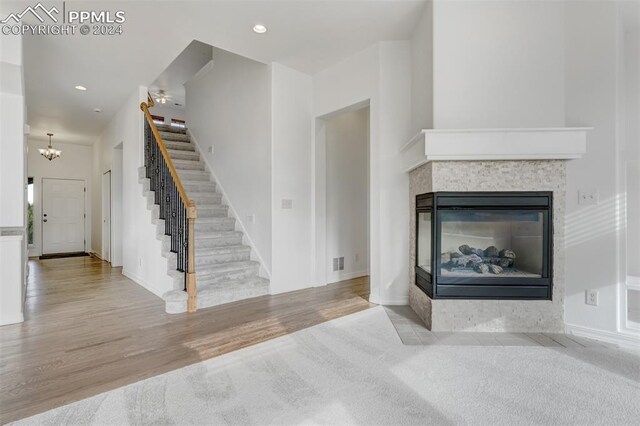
[140,94,197,313]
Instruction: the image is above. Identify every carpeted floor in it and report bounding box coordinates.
[14,307,640,425]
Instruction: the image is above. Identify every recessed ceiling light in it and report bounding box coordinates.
[75,85,87,91]
[93,108,102,113]
[252,24,267,34]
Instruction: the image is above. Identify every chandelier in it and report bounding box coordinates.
[39,133,61,161]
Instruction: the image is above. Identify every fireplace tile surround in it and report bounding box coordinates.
[409,160,567,332]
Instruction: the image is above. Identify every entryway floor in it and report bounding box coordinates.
[0,257,371,423]
[384,306,618,348]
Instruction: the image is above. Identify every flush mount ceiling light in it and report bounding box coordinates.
[153,89,170,105]
[39,133,61,161]
[75,85,87,91]
[93,108,102,113]
[252,24,267,34]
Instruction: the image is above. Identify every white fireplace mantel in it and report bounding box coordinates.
[400,127,590,173]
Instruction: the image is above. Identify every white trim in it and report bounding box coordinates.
[0,313,24,326]
[122,269,165,298]
[327,270,368,284]
[400,127,591,172]
[565,323,640,350]
[379,297,409,306]
[187,130,271,279]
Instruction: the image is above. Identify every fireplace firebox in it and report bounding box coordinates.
[416,192,553,300]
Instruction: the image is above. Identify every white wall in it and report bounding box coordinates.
[410,1,433,134]
[563,1,622,336]
[149,104,185,126]
[0,34,26,227]
[432,0,565,128]
[27,139,93,257]
[313,41,412,304]
[270,63,314,293]
[186,48,272,272]
[92,87,175,296]
[0,33,26,325]
[325,107,370,283]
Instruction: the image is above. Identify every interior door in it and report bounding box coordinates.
[102,171,111,262]
[42,179,85,255]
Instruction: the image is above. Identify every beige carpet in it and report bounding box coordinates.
[14,307,640,425]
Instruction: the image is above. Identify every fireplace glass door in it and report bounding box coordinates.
[438,210,544,279]
[415,192,552,300]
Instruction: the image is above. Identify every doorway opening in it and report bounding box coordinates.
[315,102,370,297]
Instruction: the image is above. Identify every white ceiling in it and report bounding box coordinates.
[149,40,213,109]
[16,0,426,145]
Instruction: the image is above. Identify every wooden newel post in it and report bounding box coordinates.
[187,202,197,313]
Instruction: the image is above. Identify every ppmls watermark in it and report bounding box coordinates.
[1,2,125,36]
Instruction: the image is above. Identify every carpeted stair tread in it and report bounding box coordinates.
[159,131,190,142]
[164,141,195,151]
[166,149,200,160]
[196,260,260,276]
[155,124,187,134]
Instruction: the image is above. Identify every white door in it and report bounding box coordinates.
[102,171,111,262]
[42,179,85,254]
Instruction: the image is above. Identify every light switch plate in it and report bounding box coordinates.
[282,199,293,209]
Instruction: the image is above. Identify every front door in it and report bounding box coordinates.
[42,178,85,255]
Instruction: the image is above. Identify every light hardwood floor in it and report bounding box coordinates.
[0,256,371,423]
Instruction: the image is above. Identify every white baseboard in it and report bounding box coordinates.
[122,269,165,299]
[0,313,24,326]
[565,323,640,350]
[327,270,368,284]
[379,297,410,306]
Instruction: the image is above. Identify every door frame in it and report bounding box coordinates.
[41,178,87,255]
[314,100,371,289]
[102,170,112,262]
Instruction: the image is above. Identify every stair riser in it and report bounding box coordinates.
[174,162,205,171]
[191,194,223,204]
[195,251,251,266]
[156,125,186,135]
[159,132,190,142]
[195,236,243,248]
[183,183,217,193]
[197,266,260,284]
[177,172,210,182]
[196,222,236,232]
[164,142,195,152]
[168,151,200,161]
[198,209,228,218]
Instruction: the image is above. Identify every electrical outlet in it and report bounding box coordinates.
[207,146,213,154]
[578,189,598,205]
[355,253,360,262]
[585,289,598,306]
[139,258,143,267]
[247,214,255,224]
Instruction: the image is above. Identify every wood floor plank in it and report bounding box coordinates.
[0,257,371,423]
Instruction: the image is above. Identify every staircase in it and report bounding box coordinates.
[138,124,269,313]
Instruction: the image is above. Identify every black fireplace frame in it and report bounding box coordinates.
[415,191,553,300]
